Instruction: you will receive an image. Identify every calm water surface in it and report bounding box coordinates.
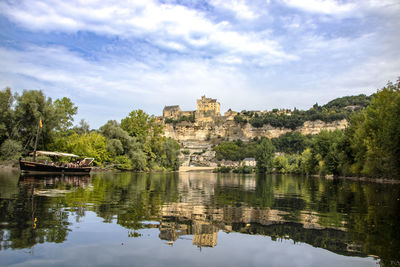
[0,171,399,266]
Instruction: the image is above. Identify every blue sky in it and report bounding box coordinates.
[0,0,399,128]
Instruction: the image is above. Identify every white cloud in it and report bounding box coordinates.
[211,0,259,20]
[2,38,397,130]
[281,0,356,15]
[0,45,254,127]
[1,0,399,129]
[0,0,294,64]
[281,0,400,18]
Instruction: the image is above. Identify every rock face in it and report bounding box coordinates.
[162,119,348,142]
[162,118,347,167]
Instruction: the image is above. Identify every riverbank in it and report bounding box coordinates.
[0,161,176,174]
[336,175,400,184]
[0,160,119,173]
[0,160,19,172]
[2,160,399,183]
[178,166,215,172]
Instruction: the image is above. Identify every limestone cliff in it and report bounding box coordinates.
[162,118,348,143]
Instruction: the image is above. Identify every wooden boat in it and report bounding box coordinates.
[19,118,94,174]
[20,151,94,174]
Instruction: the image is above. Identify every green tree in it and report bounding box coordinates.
[13,90,58,151]
[0,139,22,160]
[64,132,111,165]
[106,139,124,157]
[121,109,164,164]
[54,97,78,131]
[273,155,289,173]
[121,110,162,143]
[256,138,275,173]
[73,119,90,135]
[346,80,400,178]
[100,120,140,155]
[272,132,307,154]
[0,87,14,145]
[299,148,314,175]
[159,138,181,170]
[306,130,345,176]
[129,150,147,171]
[214,142,241,161]
[114,155,133,170]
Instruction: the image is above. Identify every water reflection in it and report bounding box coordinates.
[0,172,399,266]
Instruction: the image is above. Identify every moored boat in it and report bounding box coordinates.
[19,151,94,174]
[19,117,94,174]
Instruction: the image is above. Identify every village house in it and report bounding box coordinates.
[242,158,256,167]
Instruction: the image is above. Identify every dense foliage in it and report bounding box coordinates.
[234,94,371,129]
[271,132,310,154]
[344,80,400,178]
[213,139,258,161]
[164,114,195,124]
[214,79,400,179]
[0,88,180,171]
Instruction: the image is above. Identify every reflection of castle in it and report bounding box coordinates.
[158,220,218,248]
[157,202,362,255]
[163,95,221,121]
[154,172,361,255]
[192,222,218,248]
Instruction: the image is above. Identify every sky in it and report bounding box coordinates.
[0,0,399,129]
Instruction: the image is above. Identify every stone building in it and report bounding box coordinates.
[196,95,220,117]
[162,96,221,121]
[163,105,181,119]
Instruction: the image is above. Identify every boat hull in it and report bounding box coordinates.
[19,160,91,174]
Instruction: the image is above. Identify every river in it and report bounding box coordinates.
[0,171,399,266]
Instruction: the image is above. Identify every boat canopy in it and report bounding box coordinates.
[82,158,95,165]
[30,151,80,158]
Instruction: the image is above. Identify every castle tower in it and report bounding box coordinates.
[196,95,221,117]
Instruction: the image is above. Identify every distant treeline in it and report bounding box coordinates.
[214,80,400,179]
[234,94,371,129]
[0,89,180,171]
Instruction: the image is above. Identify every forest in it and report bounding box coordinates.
[0,89,180,171]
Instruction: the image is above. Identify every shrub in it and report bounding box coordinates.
[115,155,133,170]
[0,139,22,160]
[181,149,190,155]
[214,166,232,173]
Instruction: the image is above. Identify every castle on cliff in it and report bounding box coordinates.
[163,95,222,120]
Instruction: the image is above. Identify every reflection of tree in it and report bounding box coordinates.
[236,222,359,256]
[0,184,69,250]
[63,172,180,229]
